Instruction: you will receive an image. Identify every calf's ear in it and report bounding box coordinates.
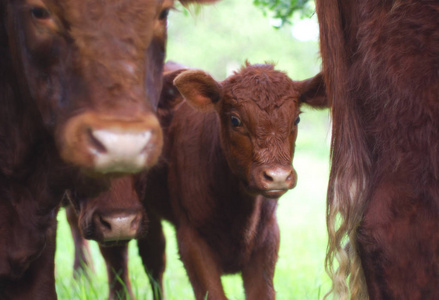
[160,68,187,110]
[174,70,223,111]
[297,72,328,109]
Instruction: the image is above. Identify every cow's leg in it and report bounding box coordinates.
[242,221,279,300]
[357,179,439,300]
[99,244,134,300]
[137,216,166,300]
[65,205,94,276]
[177,225,226,300]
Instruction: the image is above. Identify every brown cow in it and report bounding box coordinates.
[64,65,187,300]
[137,63,327,299]
[0,1,217,299]
[316,1,439,299]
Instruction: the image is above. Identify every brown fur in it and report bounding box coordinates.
[316,1,439,299]
[139,63,327,299]
[0,1,217,299]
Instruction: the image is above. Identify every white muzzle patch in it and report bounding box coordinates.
[90,129,152,173]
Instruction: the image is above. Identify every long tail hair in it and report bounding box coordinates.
[316,1,370,299]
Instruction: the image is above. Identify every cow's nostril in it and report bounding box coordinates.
[130,214,140,231]
[263,171,274,182]
[87,129,107,154]
[99,216,112,231]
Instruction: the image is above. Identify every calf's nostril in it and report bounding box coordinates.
[99,216,112,231]
[130,214,140,231]
[263,171,274,182]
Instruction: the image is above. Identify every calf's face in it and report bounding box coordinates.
[175,64,326,198]
[68,177,147,245]
[3,0,176,173]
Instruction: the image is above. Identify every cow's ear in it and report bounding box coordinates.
[174,70,223,111]
[297,72,328,109]
[160,68,187,110]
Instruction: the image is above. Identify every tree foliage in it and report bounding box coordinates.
[253,0,314,27]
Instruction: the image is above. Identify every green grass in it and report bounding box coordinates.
[55,109,331,300]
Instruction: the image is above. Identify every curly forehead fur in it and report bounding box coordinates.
[222,63,297,110]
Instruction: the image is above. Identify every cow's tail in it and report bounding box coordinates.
[316,1,370,299]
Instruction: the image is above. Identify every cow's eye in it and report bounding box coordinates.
[31,7,51,20]
[159,8,170,20]
[294,116,300,126]
[231,115,242,128]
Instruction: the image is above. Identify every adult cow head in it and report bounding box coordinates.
[175,63,327,199]
[0,0,218,285]
[1,0,216,174]
[66,63,188,246]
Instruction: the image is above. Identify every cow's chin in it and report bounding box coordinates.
[81,228,135,246]
[99,240,130,248]
[243,185,288,199]
[260,189,288,199]
[81,230,132,247]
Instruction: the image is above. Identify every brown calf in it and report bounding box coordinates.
[0,1,217,299]
[138,63,327,299]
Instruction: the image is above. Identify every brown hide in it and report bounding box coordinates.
[138,63,327,299]
[67,177,147,245]
[64,64,187,300]
[0,1,218,299]
[316,1,439,299]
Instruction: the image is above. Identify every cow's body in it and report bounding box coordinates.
[139,63,327,300]
[0,1,216,299]
[316,1,439,299]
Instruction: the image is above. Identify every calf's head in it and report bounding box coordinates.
[175,63,326,198]
[68,176,147,245]
[2,0,216,174]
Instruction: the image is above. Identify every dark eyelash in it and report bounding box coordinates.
[31,7,51,20]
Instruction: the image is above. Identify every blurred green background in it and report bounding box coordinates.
[55,0,331,299]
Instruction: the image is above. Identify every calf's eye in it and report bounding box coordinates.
[31,7,51,20]
[231,115,242,128]
[294,116,300,126]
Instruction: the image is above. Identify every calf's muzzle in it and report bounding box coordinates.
[253,165,297,198]
[93,211,142,243]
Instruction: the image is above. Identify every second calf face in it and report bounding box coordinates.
[175,64,308,199]
[218,66,300,198]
